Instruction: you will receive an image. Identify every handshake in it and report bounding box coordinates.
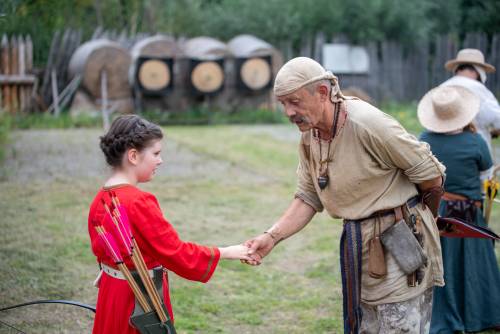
[219,232,278,266]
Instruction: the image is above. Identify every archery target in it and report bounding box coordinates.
[240,58,272,90]
[138,59,171,91]
[190,61,224,94]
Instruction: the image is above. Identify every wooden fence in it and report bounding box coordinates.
[4,30,500,114]
[0,34,35,113]
[290,33,500,103]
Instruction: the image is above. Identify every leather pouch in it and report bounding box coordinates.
[368,219,387,279]
[130,311,175,334]
[380,219,426,274]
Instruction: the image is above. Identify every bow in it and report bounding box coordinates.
[0,299,96,313]
[0,299,96,333]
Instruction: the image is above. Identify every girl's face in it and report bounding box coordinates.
[135,139,163,183]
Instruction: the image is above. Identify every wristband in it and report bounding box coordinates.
[264,230,280,244]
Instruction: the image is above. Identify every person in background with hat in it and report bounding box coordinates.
[441,48,500,153]
[418,85,500,334]
[242,57,446,333]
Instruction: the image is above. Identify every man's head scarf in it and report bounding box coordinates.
[273,57,344,102]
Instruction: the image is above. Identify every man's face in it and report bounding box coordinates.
[277,87,323,132]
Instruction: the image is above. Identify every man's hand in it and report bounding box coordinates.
[241,233,275,266]
[239,198,317,266]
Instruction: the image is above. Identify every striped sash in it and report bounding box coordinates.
[340,220,363,334]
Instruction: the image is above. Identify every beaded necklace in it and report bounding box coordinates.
[317,102,341,190]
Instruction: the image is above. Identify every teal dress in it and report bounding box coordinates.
[420,131,500,333]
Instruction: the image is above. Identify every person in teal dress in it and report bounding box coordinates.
[417,85,500,333]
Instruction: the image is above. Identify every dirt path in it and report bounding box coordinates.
[1,128,274,183]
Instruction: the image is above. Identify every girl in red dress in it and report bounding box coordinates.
[88,115,251,334]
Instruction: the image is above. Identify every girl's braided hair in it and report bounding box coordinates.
[100,115,163,167]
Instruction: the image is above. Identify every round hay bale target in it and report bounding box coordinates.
[68,39,131,99]
[190,60,224,94]
[133,57,174,95]
[228,35,277,92]
[138,59,171,90]
[129,35,177,96]
[239,57,272,91]
[182,36,229,60]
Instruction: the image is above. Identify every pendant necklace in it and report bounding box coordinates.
[317,102,341,190]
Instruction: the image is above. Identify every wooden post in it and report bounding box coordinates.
[25,35,33,112]
[10,36,19,113]
[101,70,110,131]
[18,35,26,112]
[41,31,61,108]
[0,35,9,113]
[51,69,61,116]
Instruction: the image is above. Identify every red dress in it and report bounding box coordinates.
[88,184,220,334]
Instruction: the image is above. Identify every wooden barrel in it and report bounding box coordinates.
[183,37,229,94]
[129,35,178,93]
[68,39,131,99]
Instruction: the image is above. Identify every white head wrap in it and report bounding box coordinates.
[472,64,487,83]
[273,57,344,102]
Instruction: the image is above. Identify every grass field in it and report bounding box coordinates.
[0,114,499,333]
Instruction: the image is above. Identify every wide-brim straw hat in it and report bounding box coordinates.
[445,48,495,73]
[417,85,480,133]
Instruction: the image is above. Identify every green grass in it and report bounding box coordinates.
[1,106,499,333]
[166,125,298,181]
[0,102,418,133]
[1,107,288,130]
[382,102,423,135]
[5,112,102,129]
[0,126,344,333]
[141,107,288,126]
[0,114,11,162]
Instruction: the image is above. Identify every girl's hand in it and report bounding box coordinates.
[219,245,252,260]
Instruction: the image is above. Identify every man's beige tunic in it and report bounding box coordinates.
[295,99,445,305]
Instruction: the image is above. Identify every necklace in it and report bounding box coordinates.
[317,102,341,190]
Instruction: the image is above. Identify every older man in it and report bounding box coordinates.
[440,48,500,153]
[244,57,445,334]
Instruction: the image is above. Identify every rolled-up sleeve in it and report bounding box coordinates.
[295,140,324,212]
[365,116,446,184]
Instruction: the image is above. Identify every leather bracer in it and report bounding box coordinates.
[421,186,444,218]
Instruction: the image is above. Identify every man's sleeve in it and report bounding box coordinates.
[363,114,445,184]
[295,136,324,212]
[477,99,500,130]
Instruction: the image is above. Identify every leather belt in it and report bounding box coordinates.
[442,191,482,208]
[349,195,420,223]
[101,263,159,280]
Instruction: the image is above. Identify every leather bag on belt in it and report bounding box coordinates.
[368,218,387,279]
[380,207,427,275]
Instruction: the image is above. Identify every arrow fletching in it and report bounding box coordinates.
[95,225,123,264]
[101,198,133,256]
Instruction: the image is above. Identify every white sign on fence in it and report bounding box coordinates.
[322,44,370,74]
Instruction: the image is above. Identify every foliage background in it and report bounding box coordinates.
[1,0,499,65]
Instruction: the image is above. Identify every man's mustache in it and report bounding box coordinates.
[289,115,308,124]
